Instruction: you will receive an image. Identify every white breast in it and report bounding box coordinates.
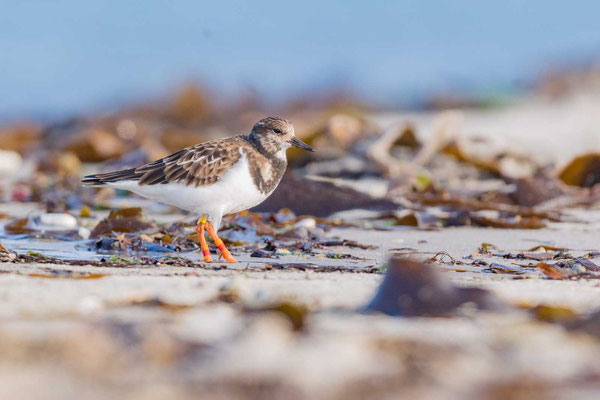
[107,154,270,218]
[219,154,272,214]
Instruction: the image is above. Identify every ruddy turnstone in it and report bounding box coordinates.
[82,117,314,263]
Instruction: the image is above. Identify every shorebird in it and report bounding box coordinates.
[82,117,314,262]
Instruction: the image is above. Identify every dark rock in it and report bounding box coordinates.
[298,241,313,252]
[279,227,309,240]
[367,255,504,317]
[90,207,155,238]
[95,237,119,251]
[250,249,272,258]
[510,176,565,207]
[252,173,397,217]
[263,241,277,252]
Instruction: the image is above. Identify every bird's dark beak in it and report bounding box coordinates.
[289,136,315,152]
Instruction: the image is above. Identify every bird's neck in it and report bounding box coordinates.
[247,133,287,161]
[243,145,287,195]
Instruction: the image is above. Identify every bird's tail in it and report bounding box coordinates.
[81,168,140,187]
[81,174,106,187]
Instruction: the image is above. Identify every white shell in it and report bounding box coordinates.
[38,213,78,230]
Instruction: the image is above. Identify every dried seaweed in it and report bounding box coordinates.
[90,207,155,238]
[559,153,600,187]
[4,218,36,234]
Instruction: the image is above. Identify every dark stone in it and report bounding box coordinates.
[367,255,504,317]
[253,173,398,217]
[250,249,272,258]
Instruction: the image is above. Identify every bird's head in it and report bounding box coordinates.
[249,117,314,157]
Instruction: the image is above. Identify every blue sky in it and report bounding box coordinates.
[1,1,600,118]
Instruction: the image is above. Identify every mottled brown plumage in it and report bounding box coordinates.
[137,136,246,187]
[82,117,313,195]
[82,117,314,263]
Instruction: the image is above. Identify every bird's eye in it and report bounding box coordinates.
[273,128,282,134]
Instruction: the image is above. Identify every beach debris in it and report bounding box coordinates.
[253,173,397,217]
[563,310,600,338]
[0,149,24,176]
[4,218,36,234]
[401,190,560,228]
[26,271,107,280]
[372,113,460,180]
[250,249,272,258]
[94,234,177,253]
[326,114,374,150]
[37,151,82,177]
[367,123,419,178]
[292,217,316,229]
[230,211,276,236]
[527,245,568,252]
[0,122,41,154]
[0,241,16,262]
[244,302,308,332]
[558,153,600,187]
[470,214,545,229]
[122,297,193,312]
[488,263,525,274]
[80,205,92,218]
[527,303,600,339]
[518,252,555,261]
[37,213,78,230]
[3,213,80,237]
[442,141,500,176]
[529,304,578,323]
[509,176,566,207]
[278,218,326,241]
[576,257,600,271]
[64,129,127,162]
[366,254,504,317]
[90,207,155,238]
[382,211,419,227]
[537,258,600,280]
[318,239,377,250]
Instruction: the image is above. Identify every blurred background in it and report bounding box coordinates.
[1,0,600,207]
[4,3,600,400]
[2,0,600,120]
[2,0,600,181]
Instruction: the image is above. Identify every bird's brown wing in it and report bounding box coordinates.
[82,137,246,187]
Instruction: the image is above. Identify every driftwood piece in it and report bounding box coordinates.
[367,111,462,179]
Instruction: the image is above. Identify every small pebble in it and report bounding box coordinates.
[280,227,309,239]
[80,205,92,218]
[0,150,23,175]
[38,213,78,230]
[78,227,91,239]
[251,249,272,258]
[275,248,291,256]
[294,218,316,229]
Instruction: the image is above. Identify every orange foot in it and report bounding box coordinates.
[200,253,213,263]
[196,217,213,263]
[206,221,238,263]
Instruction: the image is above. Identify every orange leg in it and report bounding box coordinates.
[196,216,213,263]
[205,221,237,262]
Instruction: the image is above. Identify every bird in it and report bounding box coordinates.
[82,117,314,263]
